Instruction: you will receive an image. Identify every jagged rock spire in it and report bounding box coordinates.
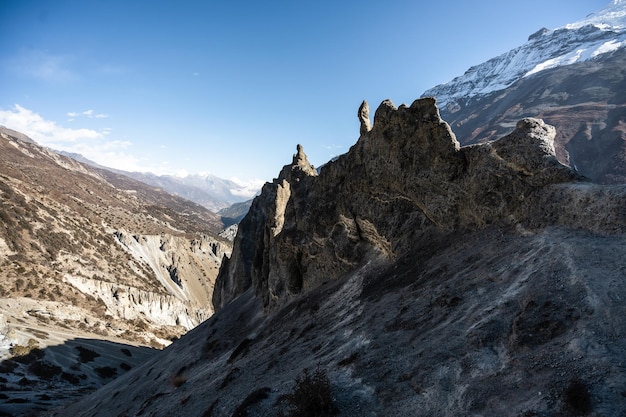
[358,100,372,136]
[277,144,318,181]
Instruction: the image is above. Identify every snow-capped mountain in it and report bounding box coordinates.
[422,0,626,110]
[58,150,263,212]
[124,171,262,212]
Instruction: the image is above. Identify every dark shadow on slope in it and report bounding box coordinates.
[0,337,157,416]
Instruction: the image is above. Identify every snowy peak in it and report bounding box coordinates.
[422,1,626,109]
[565,0,626,31]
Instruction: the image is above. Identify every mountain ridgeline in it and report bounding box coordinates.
[59,98,626,417]
[423,0,626,184]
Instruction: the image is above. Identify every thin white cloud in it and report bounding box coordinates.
[5,49,76,83]
[229,177,266,198]
[67,109,109,120]
[0,104,102,144]
[0,104,176,175]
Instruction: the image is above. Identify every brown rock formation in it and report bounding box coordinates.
[358,100,371,135]
[213,98,600,312]
[58,98,626,417]
[213,144,318,310]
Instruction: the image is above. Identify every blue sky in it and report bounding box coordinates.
[0,0,609,184]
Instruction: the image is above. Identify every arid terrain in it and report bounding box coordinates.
[51,99,626,417]
[0,126,233,415]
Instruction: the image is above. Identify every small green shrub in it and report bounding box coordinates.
[282,368,338,417]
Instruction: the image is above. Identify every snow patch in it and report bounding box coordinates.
[423,1,626,107]
[524,38,626,77]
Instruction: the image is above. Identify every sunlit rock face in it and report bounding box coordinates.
[61,98,626,417]
[214,98,595,312]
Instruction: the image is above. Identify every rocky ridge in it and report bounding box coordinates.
[56,98,626,417]
[214,98,586,311]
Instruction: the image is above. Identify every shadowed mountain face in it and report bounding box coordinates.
[436,48,626,184]
[0,337,156,417]
[56,99,626,417]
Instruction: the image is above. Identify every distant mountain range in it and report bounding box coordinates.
[59,151,262,212]
[423,0,626,183]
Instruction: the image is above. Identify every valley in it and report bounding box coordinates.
[1,2,626,416]
[0,127,234,415]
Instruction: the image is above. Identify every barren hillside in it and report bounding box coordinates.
[0,127,232,415]
[54,99,626,417]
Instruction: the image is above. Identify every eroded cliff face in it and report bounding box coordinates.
[62,231,230,331]
[213,98,605,311]
[58,98,626,417]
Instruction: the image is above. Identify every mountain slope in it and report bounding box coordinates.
[423,1,626,109]
[421,1,626,184]
[0,127,231,337]
[0,128,231,414]
[435,48,626,183]
[56,99,626,417]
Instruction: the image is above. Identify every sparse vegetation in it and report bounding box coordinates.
[563,379,592,415]
[94,366,118,379]
[280,368,338,417]
[10,338,40,358]
[75,345,100,363]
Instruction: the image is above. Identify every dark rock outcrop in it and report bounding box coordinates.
[213,98,606,312]
[57,98,626,417]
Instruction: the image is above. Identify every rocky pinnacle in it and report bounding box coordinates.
[358,100,371,135]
